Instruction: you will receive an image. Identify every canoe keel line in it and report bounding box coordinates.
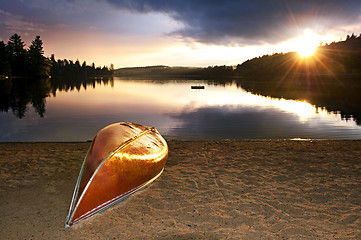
[65,122,168,227]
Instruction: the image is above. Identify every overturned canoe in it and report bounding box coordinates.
[65,122,168,227]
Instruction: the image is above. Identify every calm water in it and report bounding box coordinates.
[1,77,361,141]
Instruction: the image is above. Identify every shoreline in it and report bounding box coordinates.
[1,140,360,239]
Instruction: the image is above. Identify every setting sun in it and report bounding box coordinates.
[295,29,320,58]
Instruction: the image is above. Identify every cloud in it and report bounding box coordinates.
[4,0,360,46]
[0,9,45,40]
[0,0,178,40]
[105,0,361,45]
[2,0,360,67]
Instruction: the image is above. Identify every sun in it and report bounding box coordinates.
[295,29,320,58]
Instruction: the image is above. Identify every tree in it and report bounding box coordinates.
[7,34,27,76]
[27,36,51,77]
[49,54,58,76]
[75,59,81,68]
[0,41,11,76]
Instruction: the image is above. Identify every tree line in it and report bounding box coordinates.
[235,33,361,79]
[0,34,113,78]
[49,55,114,78]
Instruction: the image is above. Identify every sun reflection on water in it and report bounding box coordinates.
[188,83,323,122]
[2,77,359,142]
[56,78,358,129]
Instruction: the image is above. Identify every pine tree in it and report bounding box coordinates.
[27,36,52,77]
[7,34,27,76]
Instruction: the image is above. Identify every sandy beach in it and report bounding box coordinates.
[0,140,360,239]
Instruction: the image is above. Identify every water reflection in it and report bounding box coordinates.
[170,105,360,140]
[167,81,361,139]
[50,76,114,95]
[239,77,361,125]
[0,77,360,141]
[0,76,114,118]
[0,78,51,118]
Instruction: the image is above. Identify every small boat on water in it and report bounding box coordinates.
[191,85,205,90]
[65,122,168,227]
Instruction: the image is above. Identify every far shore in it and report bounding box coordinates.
[1,140,360,239]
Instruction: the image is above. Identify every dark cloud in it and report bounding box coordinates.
[106,0,361,44]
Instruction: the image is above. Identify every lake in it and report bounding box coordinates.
[0,77,360,141]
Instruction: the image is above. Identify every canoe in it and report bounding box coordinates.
[65,122,168,227]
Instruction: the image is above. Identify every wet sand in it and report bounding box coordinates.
[0,140,360,239]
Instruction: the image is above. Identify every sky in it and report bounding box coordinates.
[1,0,361,68]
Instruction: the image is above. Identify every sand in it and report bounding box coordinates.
[0,140,360,239]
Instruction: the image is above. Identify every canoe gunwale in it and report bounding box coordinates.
[65,147,90,227]
[65,124,164,227]
[65,167,164,227]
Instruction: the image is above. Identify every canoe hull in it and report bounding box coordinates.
[65,122,168,227]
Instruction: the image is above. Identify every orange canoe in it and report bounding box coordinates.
[65,122,168,227]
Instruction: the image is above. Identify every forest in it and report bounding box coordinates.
[235,33,361,79]
[0,34,113,78]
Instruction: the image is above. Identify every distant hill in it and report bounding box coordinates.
[114,65,234,79]
[114,65,202,77]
